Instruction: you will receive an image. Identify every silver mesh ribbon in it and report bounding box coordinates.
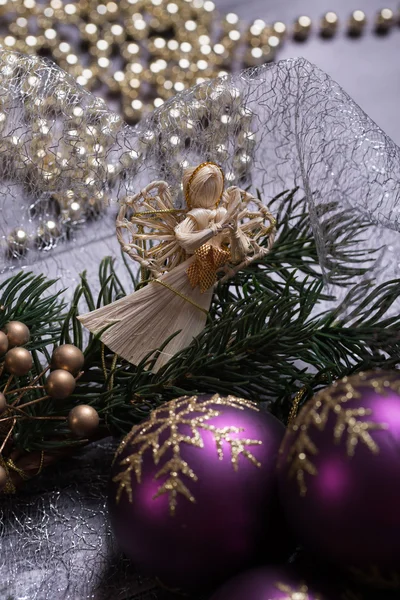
[0,50,399,307]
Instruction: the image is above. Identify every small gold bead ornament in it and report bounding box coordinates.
[4,347,33,376]
[5,321,30,347]
[46,369,76,399]
[375,8,394,33]
[293,15,312,41]
[320,11,339,37]
[51,344,84,375]
[348,10,367,35]
[68,405,100,438]
[0,331,9,355]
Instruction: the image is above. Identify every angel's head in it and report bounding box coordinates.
[183,162,224,210]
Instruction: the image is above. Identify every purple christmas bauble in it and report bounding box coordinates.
[209,566,329,600]
[278,371,400,577]
[109,393,285,591]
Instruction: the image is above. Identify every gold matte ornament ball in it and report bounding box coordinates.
[46,369,76,399]
[0,465,8,492]
[0,392,6,415]
[5,347,33,376]
[51,344,85,375]
[0,331,8,355]
[68,405,100,438]
[5,321,30,347]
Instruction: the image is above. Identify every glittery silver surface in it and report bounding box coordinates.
[0,439,179,600]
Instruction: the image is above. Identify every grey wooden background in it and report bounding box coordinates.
[216,0,400,145]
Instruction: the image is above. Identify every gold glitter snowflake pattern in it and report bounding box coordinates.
[275,582,322,600]
[284,373,394,496]
[113,394,262,514]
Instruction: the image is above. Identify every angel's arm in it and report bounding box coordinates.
[218,188,276,278]
[223,188,253,263]
[174,215,225,254]
[226,187,276,248]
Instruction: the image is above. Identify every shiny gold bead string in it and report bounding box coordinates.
[0,2,397,124]
[0,2,397,260]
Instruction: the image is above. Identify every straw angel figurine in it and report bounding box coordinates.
[79,162,276,371]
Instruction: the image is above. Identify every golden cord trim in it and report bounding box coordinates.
[101,343,118,392]
[0,454,16,494]
[130,209,184,218]
[153,279,208,315]
[36,450,45,476]
[6,457,29,480]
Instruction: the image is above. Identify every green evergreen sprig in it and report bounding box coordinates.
[1,188,399,464]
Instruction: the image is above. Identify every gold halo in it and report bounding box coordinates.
[185,161,225,209]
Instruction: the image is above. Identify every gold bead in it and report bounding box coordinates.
[247,19,268,44]
[9,16,28,36]
[0,331,8,355]
[0,465,8,492]
[122,41,141,61]
[18,0,38,15]
[90,39,111,58]
[225,29,241,47]
[222,12,240,31]
[43,28,58,48]
[348,10,367,36]
[51,344,85,375]
[127,14,148,39]
[244,45,273,67]
[320,11,339,37]
[7,228,30,258]
[35,219,61,249]
[5,321,30,347]
[0,391,6,414]
[293,15,312,41]
[68,405,99,438]
[267,35,280,52]
[5,347,32,376]
[104,23,126,44]
[272,21,287,38]
[375,8,394,33]
[148,36,166,55]
[63,2,80,22]
[46,369,76,399]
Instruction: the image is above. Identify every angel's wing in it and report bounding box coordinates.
[116,181,187,279]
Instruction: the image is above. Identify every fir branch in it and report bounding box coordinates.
[1,187,400,474]
[0,272,65,349]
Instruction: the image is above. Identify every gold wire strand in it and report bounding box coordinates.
[36,450,45,476]
[6,457,29,480]
[109,353,118,391]
[101,343,108,382]
[154,279,208,315]
[0,454,16,494]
